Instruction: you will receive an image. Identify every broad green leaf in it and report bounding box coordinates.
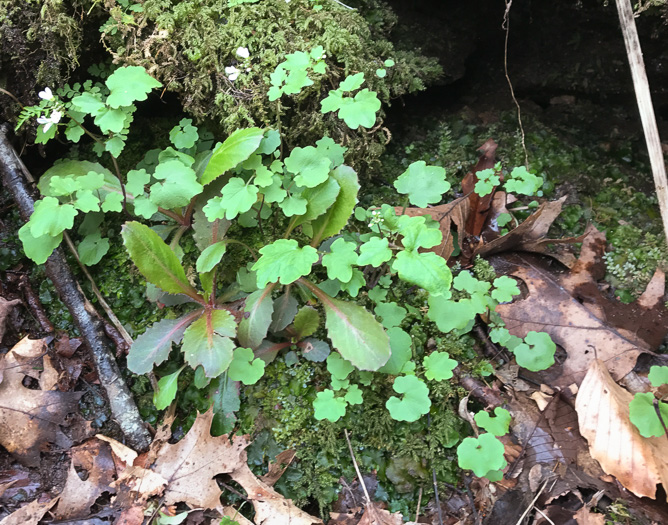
[77,232,110,266]
[313,389,346,422]
[196,241,227,273]
[339,72,365,91]
[18,224,62,264]
[339,268,365,297]
[293,306,320,339]
[238,284,276,349]
[311,286,390,370]
[315,136,346,168]
[71,91,105,114]
[374,302,407,329]
[457,433,507,477]
[649,365,668,387]
[270,291,299,332]
[128,312,200,374]
[121,221,200,300]
[310,165,360,242]
[394,161,450,207]
[629,392,668,437]
[279,195,308,217]
[428,296,475,333]
[322,238,358,282]
[491,276,520,303]
[378,327,412,375]
[149,160,203,209]
[397,215,441,251]
[505,166,543,196]
[453,271,491,295]
[183,309,236,377]
[95,106,126,134]
[201,127,265,185]
[252,239,319,287]
[228,347,265,385]
[169,118,199,149]
[153,367,185,410]
[73,190,101,213]
[284,146,331,188]
[105,66,162,108]
[293,177,340,226]
[423,351,458,381]
[337,89,381,129]
[358,237,392,267]
[258,129,281,155]
[474,408,511,436]
[28,197,78,238]
[204,178,258,220]
[393,250,452,296]
[513,331,556,372]
[210,373,240,415]
[386,375,431,422]
[38,161,119,202]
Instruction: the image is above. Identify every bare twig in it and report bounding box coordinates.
[343,429,372,506]
[514,478,554,525]
[414,486,423,523]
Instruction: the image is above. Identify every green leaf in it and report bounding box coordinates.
[73,190,101,213]
[393,250,452,296]
[378,327,412,375]
[374,302,407,329]
[322,238,358,282]
[149,160,203,209]
[457,433,507,477]
[428,296,476,333]
[18,224,62,264]
[649,366,668,387]
[376,68,386,78]
[453,271,491,295]
[326,352,354,380]
[491,276,520,303]
[252,239,319,287]
[337,89,381,129]
[77,232,110,266]
[238,284,276,349]
[153,367,185,410]
[293,306,320,339]
[311,286,390,370]
[196,241,227,274]
[284,146,331,188]
[128,313,199,374]
[386,375,431,422]
[310,165,360,242]
[513,331,556,372]
[121,221,201,300]
[71,91,105,114]
[397,215,442,251]
[358,237,392,267]
[192,197,230,251]
[38,161,119,203]
[270,292,299,332]
[497,213,512,227]
[105,66,162,108]
[629,392,668,437]
[340,268,365,297]
[339,72,365,91]
[95,106,127,134]
[279,195,308,217]
[28,197,78,238]
[228,347,266,385]
[169,118,199,149]
[474,408,511,436]
[313,389,346,422]
[473,168,500,197]
[423,351,458,381]
[204,178,259,220]
[294,177,340,226]
[183,309,237,378]
[315,136,346,168]
[300,338,330,362]
[344,384,363,405]
[505,166,543,196]
[384,59,395,67]
[394,161,450,207]
[258,129,281,155]
[201,128,265,185]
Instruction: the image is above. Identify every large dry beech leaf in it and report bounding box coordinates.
[496,227,668,388]
[0,337,82,466]
[575,359,668,501]
[0,497,58,525]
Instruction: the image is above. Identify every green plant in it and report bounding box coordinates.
[629,365,668,437]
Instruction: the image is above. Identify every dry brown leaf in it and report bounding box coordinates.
[575,359,668,501]
[261,449,296,486]
[152,409,250,509]
[0,496,58,525]
[461,138,499,237]
[96,434,139,467]
[355,503,403,525]
[574,506,605,525]
[0,337,82,466]
[0,297,21,343]
[221,506,254,525]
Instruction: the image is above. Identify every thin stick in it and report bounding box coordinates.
[414,486,423,523]
[343,429,372,505]
[534,507,556,525]
[503,0,529,168]
[513,479,549,525]
[614,0,668,248]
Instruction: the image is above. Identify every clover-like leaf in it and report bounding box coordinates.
[313,389,346,422]
[491,276,520,303]
[453,271,491,295]
[473,168,500,197]
[284,146,331,188]
[322,238,358,282]
[374,302,407,329]
[105,66,162,108]
[149,160,203,210]
[629,392,668,438]
[428,296,476,333]
[456,433,507,477]
[315,136,346,168]
[327,352,354,380]
[203,178,258,220]
[18,224,62,265]
[252,239,319,287]
[474,407,511,436]
[169,118,199,149]
[77,232,110,266]
[393,250,452,296]
[28,197,78,237]
[394,161,450,207]
[358,236,392,267]
[386,375,431,422]
[505,166,543,196]
[396,214,442,251]
[423,351,458,381]
[339,72,365,92]
[337,89,381,129]
[279,195,308,217]
[228,347,266,385]
[513,331,556,372]
[649,365,668,387]
[344,384,363,405]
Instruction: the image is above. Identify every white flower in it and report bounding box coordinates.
[38,87,53,101]
[236,47,250,59]
[225,66,240,81]
[37,109,62,132]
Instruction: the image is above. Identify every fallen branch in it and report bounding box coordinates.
[0,123,151,452]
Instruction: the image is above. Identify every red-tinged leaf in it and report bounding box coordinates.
[128,311,202,374]
[461,138,498,237]
[183,309,236,378]
[238,284,276,349]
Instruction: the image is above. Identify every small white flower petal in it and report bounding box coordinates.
[50,110,62,124]
[37,116,49,125]
[225,66,240,81]
[38,87,53,100]
[236,47,250,59]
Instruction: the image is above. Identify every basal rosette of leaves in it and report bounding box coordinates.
[97,0,442,169]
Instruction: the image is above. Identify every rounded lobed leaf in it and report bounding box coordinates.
[457,433,507,477]
[474,407,511,436]
[394,161,450,208]
[386,375,431,422]
[251,239,319,287]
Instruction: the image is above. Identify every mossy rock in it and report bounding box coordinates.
[100,0,442,172]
